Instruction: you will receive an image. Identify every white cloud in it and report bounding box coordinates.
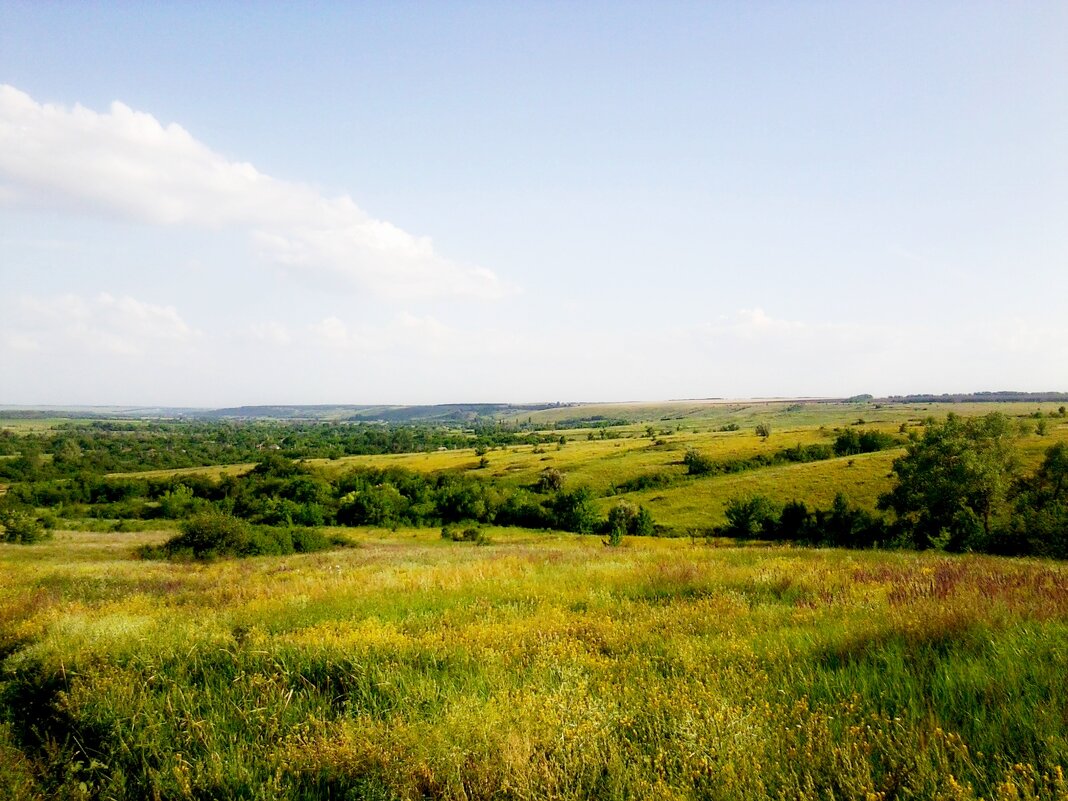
[0,84,503,299]
[8,292,197,356]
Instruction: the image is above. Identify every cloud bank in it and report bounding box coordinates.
[0,85,502,299]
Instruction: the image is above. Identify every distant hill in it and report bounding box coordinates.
[878,391,1068,404]
[197,403,571,423]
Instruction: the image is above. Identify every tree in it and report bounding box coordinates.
[755,422,771,440]
[550,488,599,533]
[535,467,564,493]
[606,500,655,539]
[722,494,779,538]
[1005,442,1068,557]
[877,413,1018,550]
[0,502,48,544]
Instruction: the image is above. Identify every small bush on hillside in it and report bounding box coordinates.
[616,471,675,493]
[152,512,342,560]
[441,524,489,544]
[684,449,716,475]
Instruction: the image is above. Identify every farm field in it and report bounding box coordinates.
[2,528,1068,799]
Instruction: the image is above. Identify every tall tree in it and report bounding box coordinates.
[878,413,1018,550]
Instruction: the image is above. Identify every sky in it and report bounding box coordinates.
[1,2,1066,406]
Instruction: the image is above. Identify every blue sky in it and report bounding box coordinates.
[1,2,1066,405]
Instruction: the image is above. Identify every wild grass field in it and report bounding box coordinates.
[2,528,1068,800]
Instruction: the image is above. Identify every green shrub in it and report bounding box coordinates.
[157,513,341,560]
[164,512,252,558]
[291,527,334,553]
[0,504,50,544]
[442,524,485,543]
[683,448,716,475]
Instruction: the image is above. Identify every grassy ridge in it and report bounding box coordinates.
[2,528,1068,799]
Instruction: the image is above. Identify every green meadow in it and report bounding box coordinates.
[3,529,1068,800]
[3,400,1068,799]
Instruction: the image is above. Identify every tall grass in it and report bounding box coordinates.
[2,529,1067,799]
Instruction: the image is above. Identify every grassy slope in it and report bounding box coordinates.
[2,529,1068,799]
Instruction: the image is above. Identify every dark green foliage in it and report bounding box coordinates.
[1002,443,1068,558]
[722,494,885,548]
[289,527,335,553]
[327,465,605,534]
[778,443,833,463]
[550,488,599,533]
[683,448,716,475]
[614,471,675,493]
[604,500,655,541]
[633,506,655,537]
[776,500,812,541]
[0,502,50,544]
[878,412,1018,550]
[0,419,567,484]
[722,495,780,539]
[162,512,253,558]
[684,442,839,478]
[156,512,341,559]
[811,493,888,549]
[833,429,899,456]
[440,524,487,544]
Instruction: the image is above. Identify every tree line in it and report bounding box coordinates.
[0,420,566,482]
[1,453,654,549]
[717,413,1068,558]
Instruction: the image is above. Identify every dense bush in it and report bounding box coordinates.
[0,503,50,544]
[683,448,716,475]
[1001,442,1068,558]
[605,500,655,538]
[615,471,676,493]
[685,442,840,478]
[719,493,886,548]
[722,495,780,538]
[833,429,899,456]
[154,512,343,559]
